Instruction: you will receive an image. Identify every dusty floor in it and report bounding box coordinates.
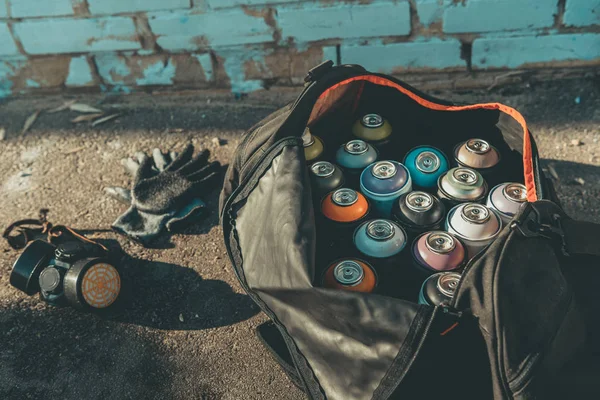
[0,76,599,400]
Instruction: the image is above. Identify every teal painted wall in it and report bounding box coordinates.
[0,0,598,97]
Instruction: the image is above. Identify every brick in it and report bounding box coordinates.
[148,10,274,51]
[0,56,70,94]
[87,0,191,15]
[417,0,444,26]
[564,0,600,27]
[171,53,212,85]
[0,59,26,97]
[279,2,411,42]
[9,0,74,18]
[14,17,140,55]
[0,23,19,56]
[242,45,325,82]
[207,0,297,9]
[444,0,556,33]
[66,56,95,86]
[472,34,600,68]
[339,39,465,73]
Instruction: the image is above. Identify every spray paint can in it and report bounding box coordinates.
[320,188,370,237]
[446,203,502,258]
[309,161,344,201]
[353,219,407,259]
[335,139,378,187]
[412,231,467,276]
[351,114,392,147]
[437,167,487,206]
[418,272,461,306]
[392,191,446,240]
[302,127,325,163]
[322,259,377,293]
[360,161,412,217]
[403,146,449,189]
[454,138,501,173]
[486,182,527,224]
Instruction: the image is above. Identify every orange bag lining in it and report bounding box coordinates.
[317,76,537,202]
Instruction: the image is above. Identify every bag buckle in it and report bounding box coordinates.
[304,60,334,83]
[510,205,569,256]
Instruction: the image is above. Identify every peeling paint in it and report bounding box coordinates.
[25,79,40,88]
[194,53,214,81]
[66,56,95,86]
[136,59,176,85]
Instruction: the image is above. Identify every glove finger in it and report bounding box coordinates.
[152,148,170,172]
[169,151,178,163]
[121,157,140,176]
[178,149,211,176]
[135,154,156,182]
[104,186,132,204]
[187,161,222,182]
[135,151,148,164]
[165,144,194,172]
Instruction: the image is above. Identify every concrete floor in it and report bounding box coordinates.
[0,76,598,399]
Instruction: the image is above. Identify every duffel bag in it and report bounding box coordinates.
[219,61,600,399]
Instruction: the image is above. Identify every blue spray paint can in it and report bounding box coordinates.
[353,219,407,259]
[360,161,412,217]
[403,146,449,189]
[335,140,378,187]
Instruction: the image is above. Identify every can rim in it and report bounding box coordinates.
[502,183,527,203]
[333,260,364,286]
[365,219,395,241]
[371,161,397,179]
[344,139,369,155]
[332,188,358,206]
[425,231,456,254]
[415,151,441,174]
[452,167,479,186]
[436,272,461,297]
[405,191,434,212]
[361,113,384,128]
[311,161,335,178]
[460,203,491,224]
[465,138,491,154]
[438,171,487,202]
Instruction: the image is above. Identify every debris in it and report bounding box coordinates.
[64,146,86,155]
[0,127,5,141]
[70,103,103,113]
[212,137,227,146]
[179,313,184,322]
[570,139,584,146]
[574,96,581,105]
[547,164,559,181]
[71,113,103,123]
[167,128,184,133]
[21,110,41,136]
[91,113,120,127]
[487,71,526,91]
[574,177,585,186]
[47,99,77,113]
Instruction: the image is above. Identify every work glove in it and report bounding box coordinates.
[105,144,221,245]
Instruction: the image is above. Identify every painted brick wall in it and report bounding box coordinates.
[0,0,598,97]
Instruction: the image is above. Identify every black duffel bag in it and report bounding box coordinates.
[219,62,600,399]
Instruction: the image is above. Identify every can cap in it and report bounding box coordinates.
[311,161,335,178]
[334,261,364,286]
[426,232,456,254]
[372,161,397,179]
[503,183,527,202]
[366,219,395,241]
[361,114,384,128]
[345,140,368,155]
[461,203,490,224]
[405,191,433,212]
[301,128,314,147]
[437,272,461,297]
[332,188,358,206]
[466,139,491,154]
[39,267,61,292]
[416,151,440,174]
[453,168,478,186]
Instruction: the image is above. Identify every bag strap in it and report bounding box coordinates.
[512,200,600,258]
[561,218,600,257]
